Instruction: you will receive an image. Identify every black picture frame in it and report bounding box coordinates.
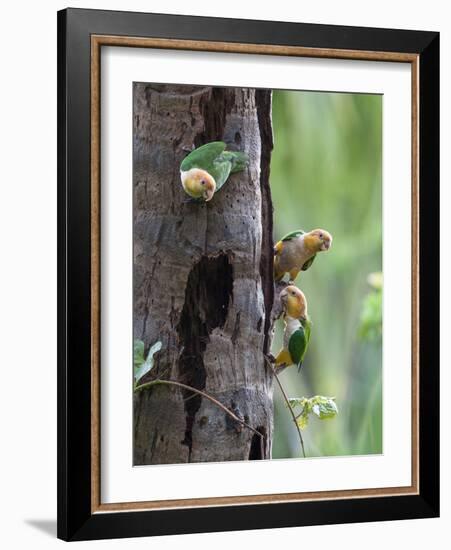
[57,7,439,541]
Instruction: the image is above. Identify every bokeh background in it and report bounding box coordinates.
[270,90,383,459]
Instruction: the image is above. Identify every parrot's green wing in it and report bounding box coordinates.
[301,254,316,271]
[302,317,312,346]
[288,327,307,370]
[209,159,232,190]
[180,141,226,172]
[289,318,311,371]
[211,150,248,190]
[281,229,305,242]
[219,151,248,173]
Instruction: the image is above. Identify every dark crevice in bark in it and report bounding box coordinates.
[195,87,234,146]
[177,254,233,460]
[249,426,267,460]
[231,312,241,345]
[255,89,275,356]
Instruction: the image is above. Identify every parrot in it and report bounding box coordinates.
[180,141,248,202]
[274,228,333,282]
[275,285,311,371]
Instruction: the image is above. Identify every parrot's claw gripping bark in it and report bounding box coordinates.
[265,353,276,364]
[274,279,289,294]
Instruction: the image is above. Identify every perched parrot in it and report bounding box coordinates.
[180,141,248,202]
[274,228,333,282]
[275,285,311,371]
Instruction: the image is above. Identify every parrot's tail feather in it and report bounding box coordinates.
[297,361,303,373]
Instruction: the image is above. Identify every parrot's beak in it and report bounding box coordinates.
[203,182,216,202]
[204,189,214,202]
[322,239,331,251]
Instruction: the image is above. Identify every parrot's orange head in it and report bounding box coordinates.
[280,285,307,319]
[304,229,333,252]
[181,168,216,201]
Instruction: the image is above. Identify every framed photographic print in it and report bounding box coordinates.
[57,8,439,541]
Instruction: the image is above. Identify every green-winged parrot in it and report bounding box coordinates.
[274,229,332,282]
[180,141,247,202]
[276,285,312,371]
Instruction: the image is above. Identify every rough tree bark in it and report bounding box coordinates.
[133,84,274,464]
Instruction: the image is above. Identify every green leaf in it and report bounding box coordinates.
[311,396,339,420]
[134,339,145,369]
[134,340,162,384]
[296,407,310,430]
[289,395,339,430]
[287,397,307,409]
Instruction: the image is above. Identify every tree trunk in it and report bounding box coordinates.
[133,84,274,464]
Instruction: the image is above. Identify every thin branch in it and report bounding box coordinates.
[295,407,306,420]
[135,378,264,441]
[265,356,306,458]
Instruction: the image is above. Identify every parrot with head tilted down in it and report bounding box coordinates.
[275,285,311,372]
[180,141,248,202]
[274,228,333,282]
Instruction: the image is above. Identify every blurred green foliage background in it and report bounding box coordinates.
[270,90,383,459]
